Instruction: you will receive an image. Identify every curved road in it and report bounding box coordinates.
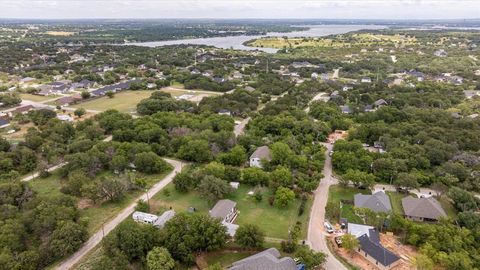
[55,158,185,270]
[307,143,347,270]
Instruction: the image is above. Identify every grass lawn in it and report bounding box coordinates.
[153,184,312,240]
[29,168,172,235]
[71,90,154,113]
[328,185,370,224]
[437,195,457,219]
[204,251,253,267]
[387,191,407,215]
[19,93,59,102]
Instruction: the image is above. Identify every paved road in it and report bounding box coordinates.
[21,135,112,182]
[55,158,185,270]
[307,143,348,270]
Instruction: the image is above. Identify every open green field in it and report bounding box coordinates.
[328,185,370,224]
[153,184,312,240]
[29,168,172,235]
[71,90,154,113]
[19,93,59,102]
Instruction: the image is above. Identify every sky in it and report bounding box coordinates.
[0,0,478,20]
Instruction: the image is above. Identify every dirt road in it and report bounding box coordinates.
[307,143,348,270]
[54,158,185,270]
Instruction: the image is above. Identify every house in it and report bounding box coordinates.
[340,105,352,114]
[210,199,238,224]
[245,86,256,92]
[229,248,301,270]
[57,115,74,122]
[154,210,175,229]
[132,211,159,225]
[361,77,372,83]
[218,109,231,116]
[373,99,388,108]
[464,90,480,99]
[13,105,34,115]
[20,77,36,84]
[354,191,392,213]
[434,49,448,57]
[0,118,10,129]
[327,130,348,143]
[249,146,271,168]
[402,196,447,222]
[407,71,425,82]
[290,61,316,69]
[55,96,81,106]
[347,223,401,270]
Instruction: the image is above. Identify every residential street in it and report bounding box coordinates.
[307,143,348,270]
[54,158,185,270]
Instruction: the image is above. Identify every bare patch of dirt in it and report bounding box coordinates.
[77,198,93,210]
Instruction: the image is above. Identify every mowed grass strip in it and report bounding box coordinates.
[153,184,312,240]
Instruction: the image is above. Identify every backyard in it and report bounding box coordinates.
[327,185,370,224]
[153,184,312,240]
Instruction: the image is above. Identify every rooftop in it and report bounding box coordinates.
[354,191,392,213]
[210,199,236,220]
[402,196,447,220]
[229,248,297,270]
[250,146,272,161]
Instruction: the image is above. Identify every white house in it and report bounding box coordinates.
[210,199,238,224]
[132,211,159,225]
[249,146,271,168]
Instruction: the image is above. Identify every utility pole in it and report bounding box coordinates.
[145,188,150,208]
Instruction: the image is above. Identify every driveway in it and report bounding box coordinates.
[234,117,250,137]
[307,143,347,270]
[55,158,185,270]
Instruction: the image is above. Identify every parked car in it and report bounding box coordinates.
[324,221,334,233]
[329,150,334,157]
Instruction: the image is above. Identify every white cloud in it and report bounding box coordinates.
[0,0,478,19]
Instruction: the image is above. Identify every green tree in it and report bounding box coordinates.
[48,221,87,260]
[106,91,115,98]
[198,175,233,203]
[275,187,295,208]
[146,247,176,270]
[294,246,327,270]
[270,166,293,189]
[342,169,375,189]
[81,91,91,99]
[413,254,434,270]
[242,167,269,186]
[134,152,169,174]
[235,224,265,249]
[177,140,212,163]
[394,172,420,191]
[342,233,359,257]
[218,145,247,166]
[74,108,86,118]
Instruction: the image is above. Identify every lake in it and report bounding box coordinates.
[127,24,386,53]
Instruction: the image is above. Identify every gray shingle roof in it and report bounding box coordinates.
[209,199,236,220]
[230,248,297,270]
[250,146,272,161]
[354,191,392,213]
[357,233,400,267]
[402,196,447,220]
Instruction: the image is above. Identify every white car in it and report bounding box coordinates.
[324,221,334,233]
